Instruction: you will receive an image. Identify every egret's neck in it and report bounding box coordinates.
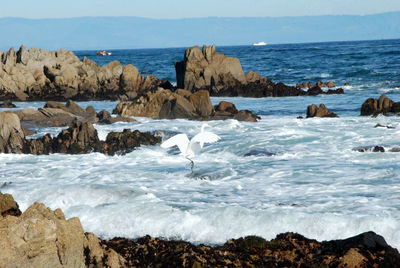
[201,124,207,133]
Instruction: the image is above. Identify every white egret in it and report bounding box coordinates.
[161,123,220,170]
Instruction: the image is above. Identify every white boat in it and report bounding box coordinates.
[253,41,267,46]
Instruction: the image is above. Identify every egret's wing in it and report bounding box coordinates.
[191,131,220,148]
[161,133,190,154]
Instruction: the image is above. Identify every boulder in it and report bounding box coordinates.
[361,94,397,116]
[0,201,125,267]
[0,112,25,153]
[0,191,21,217]
[96,110,136,124]
[306,104,338,118]
[0,100,16,108]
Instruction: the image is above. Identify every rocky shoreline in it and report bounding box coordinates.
[1,192,399,267]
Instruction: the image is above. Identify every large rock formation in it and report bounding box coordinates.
[0,112,160,155]
[175,45,344,97]
[361,94,400,116]
[0,202,125,267]
[0,45,170,101]
[113,88,259,122]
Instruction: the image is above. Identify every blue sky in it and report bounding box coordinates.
[2,0,400,19]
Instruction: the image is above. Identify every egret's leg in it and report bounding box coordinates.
[186,157,194,172]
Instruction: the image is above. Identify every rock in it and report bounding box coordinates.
[361,94,397,116]
[0,201,125,267]
[96,129,161,156]
[0,100,16,108]
[306,104,338,118]
[307,86,323,96]
[374,123,395,129]
[0,45,167,101]
[113,88,260,122]
[0,112,25,153]
[96,110,136,124]
[175,45,342,98]
[356,145,386,152]
[104,231,400,267]
[0,191,21,217]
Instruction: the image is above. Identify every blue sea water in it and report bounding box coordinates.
[2,39,400,248]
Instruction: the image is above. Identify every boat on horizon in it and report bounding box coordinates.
[253,41,267,46]
[96,50,112,56]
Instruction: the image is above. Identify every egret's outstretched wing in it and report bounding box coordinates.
[191,131,220,148]
[161,133,190,154]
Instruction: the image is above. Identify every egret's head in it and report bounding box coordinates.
[201,123,213,131]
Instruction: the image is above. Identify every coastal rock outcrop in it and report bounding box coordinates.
[105,231,400,267]
[0,191,21,217]
[0,201,125,267]
[0,112,159,155]
[306,104,338,118]
[175,45,344,97]
[361,94,400,116]
[113,88,259,122]
[0,45,168,101]
[8,100,135,128]
[1,193,400,267]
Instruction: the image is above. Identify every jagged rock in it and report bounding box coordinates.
[0,201,125,267]
[175,45,344,98]
[306,104,338,118]
[113,88,259,122]
[0,45,168,101]
[361,94,398,116]
[96,110,136,124]
[0,191,21,217]
[0,112,25,153]
[96,129,161,156]
[105,232,400,267]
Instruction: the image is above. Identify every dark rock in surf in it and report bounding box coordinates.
[244,149,276,157]
[96,109,136,124]
[360,94,399,116]
[104,231,400,267]
[0,100,16,108]
[306,104,338,118]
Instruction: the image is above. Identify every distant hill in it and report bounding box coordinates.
[0,12,399,50]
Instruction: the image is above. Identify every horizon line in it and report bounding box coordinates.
[1,10,400,20]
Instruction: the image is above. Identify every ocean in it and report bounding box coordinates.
[1,39,400,248]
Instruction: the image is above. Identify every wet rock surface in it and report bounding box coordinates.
[0,45,167,101]
[104,232,400,267]
[361,94,400,116]
[0,113,160,155]
[306,103,338,118]
[113,88,260,122]
[175,45,344,98]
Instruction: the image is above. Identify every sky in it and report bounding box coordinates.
[1,0,400,19]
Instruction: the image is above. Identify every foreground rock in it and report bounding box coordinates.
[0,202,124,267]
[306,103,338,118]
[361,94,400,116]
[0,45,171,101]
[105,232,400,267]
[113,88,260,122]
[175,45,344,97]
[0,112,160,155]
[1,193,399,267]
[0,191,21,217]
